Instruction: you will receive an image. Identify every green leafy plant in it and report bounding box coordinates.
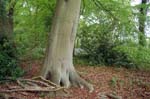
[0,36,24,80]
[115,45,150,69]
[109,76,118,88]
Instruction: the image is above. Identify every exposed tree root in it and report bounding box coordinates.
[16,80,26,88]
[0,93,9,99]
[19,78,51,87]
[70,72,94,93]
[0,87,64,93]
[0,77,68,96]
[32,76,58,87]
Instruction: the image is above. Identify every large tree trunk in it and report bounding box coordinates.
[41,0,93,91]
[138,0,147,46]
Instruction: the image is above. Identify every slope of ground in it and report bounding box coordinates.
[0,60,150,99]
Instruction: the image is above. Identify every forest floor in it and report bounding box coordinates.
[0,60,150,99]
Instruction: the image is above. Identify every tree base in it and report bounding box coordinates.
[42,64,94,92]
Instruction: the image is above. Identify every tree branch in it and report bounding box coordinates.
[93,0,119,21]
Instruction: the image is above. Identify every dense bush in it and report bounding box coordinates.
[78,38,135,68]
[0,36,24,80]
[76,22,134,67]
[75,16,150,69]
[76,33,150,70]
[115,45,150,70]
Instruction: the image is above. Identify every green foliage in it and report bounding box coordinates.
[0,36,24,80]
[7,0,150,70]
[109,76,118,88]
[77,11,135,67]
[14,0,56,59]
[109,76,124,89]
[115,45,150,70]
[73,0,150,70]
[78,34,133,67]
[78,31,150,69]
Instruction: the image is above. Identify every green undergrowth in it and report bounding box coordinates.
[0,36,24,81]
[74,45,150,70]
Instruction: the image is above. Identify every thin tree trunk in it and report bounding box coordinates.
[0,0,7,37]
[7,0,16,38]
[41,0,93,92]
[138,0,147,46]
[0,0,15,39]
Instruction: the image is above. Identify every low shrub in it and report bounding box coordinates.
[80,41,135,68]
[115,45,150,70]
[0,36,24,80]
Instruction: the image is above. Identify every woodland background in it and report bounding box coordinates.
[0,0,150,99]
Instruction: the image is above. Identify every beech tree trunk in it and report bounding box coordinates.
[41,0,93,91]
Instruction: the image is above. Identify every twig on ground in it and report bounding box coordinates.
[106,94,122,99]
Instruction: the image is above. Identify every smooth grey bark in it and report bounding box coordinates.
[41,0,93,92]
